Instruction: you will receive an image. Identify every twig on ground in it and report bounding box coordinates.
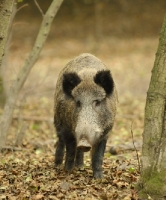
[13,115,53,122]
[131,122,141,172]
[0,146,22,151]
[107,142,142,155]
[116,114,142,119]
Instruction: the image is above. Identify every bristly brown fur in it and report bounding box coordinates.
[54,53,118,179]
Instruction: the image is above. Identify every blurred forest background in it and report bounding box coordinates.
[16,0,166,39]
[8,0,165,101]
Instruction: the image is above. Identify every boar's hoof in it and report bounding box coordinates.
[55,158,63,166]
[64,161,75,172]
[93,170,103,179]
[77,139,91,152]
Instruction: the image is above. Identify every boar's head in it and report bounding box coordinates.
[62,69,115,152]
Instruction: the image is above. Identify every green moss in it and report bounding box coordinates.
[145,172,165,194]
[138,168,166,199]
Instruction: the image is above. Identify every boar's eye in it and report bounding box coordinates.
[94,100,101,107]
[76,100,81,107]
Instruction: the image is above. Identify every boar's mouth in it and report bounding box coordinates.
[77,146,91,152]
[77,139,91,152]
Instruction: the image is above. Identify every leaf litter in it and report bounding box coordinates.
[0,98,140,200]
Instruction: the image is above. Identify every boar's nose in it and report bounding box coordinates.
[77,139,91,152]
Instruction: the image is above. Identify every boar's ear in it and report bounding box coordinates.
[94,70,114,96]
[63,72,81,97]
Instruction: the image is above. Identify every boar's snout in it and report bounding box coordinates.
[77,139,91,152]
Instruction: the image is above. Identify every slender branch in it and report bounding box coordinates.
[34,0,44,17]
[131,122,141,172]
[16,3,28,13]
[0,0,64,149]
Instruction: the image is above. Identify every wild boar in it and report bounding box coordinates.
[54,53,117,178]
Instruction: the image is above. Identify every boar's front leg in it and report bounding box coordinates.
[55,135,65,166]
[65,136,76,172]
[91,139,107,179]
[75,149,84,168]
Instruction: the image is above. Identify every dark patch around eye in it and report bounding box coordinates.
[76,100,81,107]
[95,100,101,106]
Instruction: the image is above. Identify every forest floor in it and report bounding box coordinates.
[0,34,158,199]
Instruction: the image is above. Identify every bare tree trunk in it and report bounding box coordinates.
[0,0,64,149]
[0,0,14,107]
[1,2,17,103]
[139,15,166,199]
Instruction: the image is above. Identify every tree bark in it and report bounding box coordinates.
[139,15,166,199]
[0,0,64,149]
[1,2,17,104]
[0,0,14,107]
